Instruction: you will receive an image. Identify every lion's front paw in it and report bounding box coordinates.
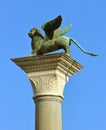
[28,53,34,57]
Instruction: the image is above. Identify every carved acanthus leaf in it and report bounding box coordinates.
[29,73,66,97]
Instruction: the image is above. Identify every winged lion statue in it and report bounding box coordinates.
[28,15,98,57]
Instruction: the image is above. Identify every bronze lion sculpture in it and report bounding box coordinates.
[28,15,97,57]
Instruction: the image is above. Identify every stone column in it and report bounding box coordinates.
[11,53,83,130]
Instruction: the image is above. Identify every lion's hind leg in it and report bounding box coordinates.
[65,46,70,56]
[58,39,70,55]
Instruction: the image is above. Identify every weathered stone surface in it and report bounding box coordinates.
[11,52,83,76]
[34,96,62,130]
[11,53,83,98]
[28,70,66,98]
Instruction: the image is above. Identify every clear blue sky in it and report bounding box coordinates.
[0,0,105,130]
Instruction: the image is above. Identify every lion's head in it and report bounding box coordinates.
[28,28,44,39]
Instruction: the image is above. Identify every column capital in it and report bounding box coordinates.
[11,53,83,98]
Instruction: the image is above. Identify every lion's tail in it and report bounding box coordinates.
[69,38,98,56]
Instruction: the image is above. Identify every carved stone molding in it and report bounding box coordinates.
[11,53,83,76]
[11,53,83,98]
[28,70,66,98]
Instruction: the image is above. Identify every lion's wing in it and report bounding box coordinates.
[41,15,62,40]
[53,24,72,38]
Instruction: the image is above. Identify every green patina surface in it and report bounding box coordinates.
[28,15,98,57]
